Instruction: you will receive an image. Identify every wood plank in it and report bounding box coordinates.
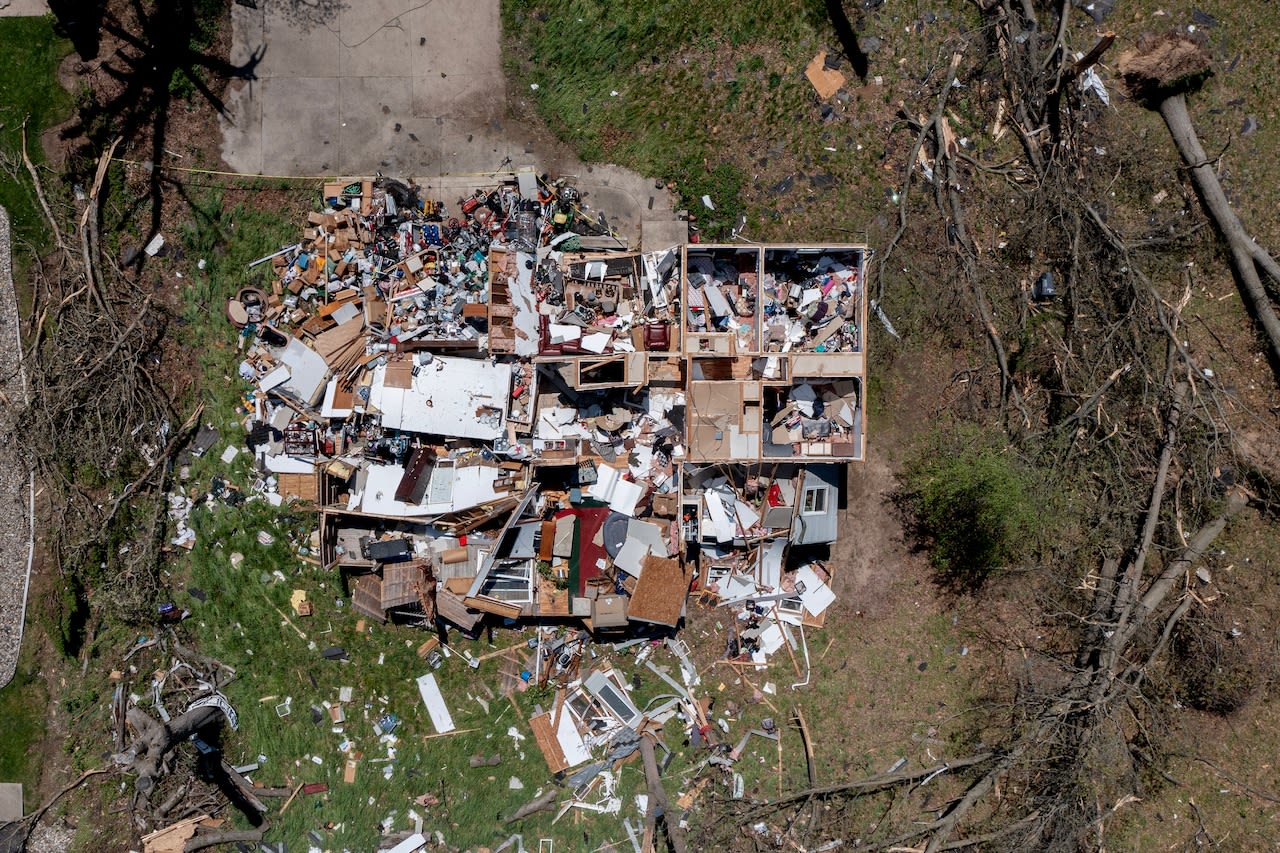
[529,711,569,773]
[462,595,523,620]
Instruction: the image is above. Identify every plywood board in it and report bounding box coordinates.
[276,471,318,503]
[529,711,569,773]
[628,554,690,627]
[312,316,365,362]
[384,357,415,390]
[436,586,482,631]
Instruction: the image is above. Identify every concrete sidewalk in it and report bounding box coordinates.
[0,0,50,17]
[219,0,683,249]
[0,207,36,690]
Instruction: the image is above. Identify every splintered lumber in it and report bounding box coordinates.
[278,782,305,815]
[476,641,529,662]
[142,815,206,853]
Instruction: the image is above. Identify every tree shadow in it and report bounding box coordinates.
[48,0,106,60]
[821,0,870,82]
[50,0,275,256]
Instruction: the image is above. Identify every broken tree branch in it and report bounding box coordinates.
[750,752,994,811]
[20,118,66,253]
[877,51,965,304]
[20,768,111,829]
[506,787,560,823]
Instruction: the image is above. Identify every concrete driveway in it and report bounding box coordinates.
[220,0,683,249]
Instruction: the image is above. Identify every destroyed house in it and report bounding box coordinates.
[230,170,864,639]
[683,245,866,463]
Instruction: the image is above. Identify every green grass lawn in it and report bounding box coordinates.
[0,646,47,813]
[0,15,73,250]
[501,0,979,243]
[502,0,825,238]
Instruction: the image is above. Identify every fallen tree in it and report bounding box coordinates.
[697,4,1270,850]
[1118,35,1280,376]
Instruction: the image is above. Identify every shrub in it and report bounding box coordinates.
[902,425,1039,589]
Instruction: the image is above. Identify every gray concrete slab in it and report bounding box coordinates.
[264,77,341,174]
[0,0,48,17]
[228,1,265,68]
[261,3,340,78]
[0,783,21,822]
[221,0,683,248]
[337,76,412,173]
[338,0,414,78]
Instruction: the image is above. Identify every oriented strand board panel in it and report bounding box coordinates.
[538,575,571,617]
[628,554,690,627]
[805,53,846,100]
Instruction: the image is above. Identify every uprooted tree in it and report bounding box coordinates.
[7,634,261,850]
[1118,34,1280,374]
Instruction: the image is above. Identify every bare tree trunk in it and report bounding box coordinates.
[641,735,688,853]
[126,705,224,797]
[184,826,267,852]
[1156,93,1280,370]
[505,787,558,823]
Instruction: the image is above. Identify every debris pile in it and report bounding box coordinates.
[154,167,874,848]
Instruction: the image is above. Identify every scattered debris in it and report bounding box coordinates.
[167,167,870,846]
[805,52,846,100]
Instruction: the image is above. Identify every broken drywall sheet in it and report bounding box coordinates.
[589,464,644,517]
[794,564,836,616]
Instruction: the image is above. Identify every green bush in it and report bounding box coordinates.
[902,426,1039,588]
